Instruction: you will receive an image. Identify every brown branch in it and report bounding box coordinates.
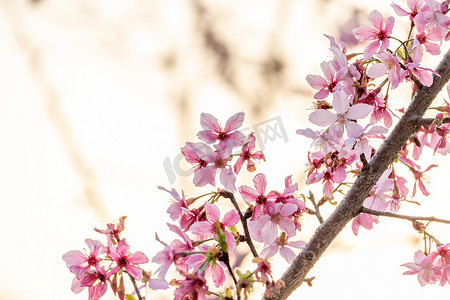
[307,191,324,224]
[417,116,450,126]
[361,207,450,225]
[220,190,259,258]
[263,48,450,300]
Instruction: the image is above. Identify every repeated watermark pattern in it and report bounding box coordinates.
[163,115,289,185]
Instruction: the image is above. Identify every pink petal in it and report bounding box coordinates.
[368,10,384,30]
[224,112,245,132]
[148,278,169,290]
[333,165,347,183]
[224,231,236,252]
[367,62,388,78]
[222,210,239,227]
[205,203,221,223]
[261,221,278,245]
[279,219,296,237]
[280,203,298,216]
[280,246,297,264]
[193,166,216,187]
[125,264,143,280]
[384,16,395,34]
[287,240,306,249]
[200,113,221,132]
[128,251,149,264]
[306,74,327,90]
[320,61,335,82]
[62,250,85,268]
[363,40,381,59]
[314,88,330,100]
[197,130,218,144]
[260,244,278,259]
[309,109,337,127]
[219,167,236,192]
[391,3,410,16]
[253,173,267,195]
[190,221,214,235]
[211,264,226,287]
[332,90,350,115]
[347,103,373,119]
[238,185,259,202]
[353,26,376,41]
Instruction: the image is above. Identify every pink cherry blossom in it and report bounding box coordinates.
[249,202,298,245]
[405,44,440,87]
[185,245,227,288]
[413,13,446,56]
[62,239,106,279]
[309,90,373,137]
[238,173,275,221]
[306,61,347,99]
[352,10,395,59]
[391,0,425,22]
[197,112,246,147]
[190,202,239,253]
[410,164,437,197]
[108,239,149,280]
[173,271,209,300]
[234,133,265,174]
[352,213,379,235]
[367,51,405,89]
[158,186,191,221]
[402,250,440,286]
[260,235,306,264]
[71,267,109,300]
[94,216,126,246]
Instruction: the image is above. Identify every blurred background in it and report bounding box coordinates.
[1,0,449,299]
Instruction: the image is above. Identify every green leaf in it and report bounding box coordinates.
[125,294,136,300]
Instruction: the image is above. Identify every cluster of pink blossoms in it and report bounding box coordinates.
[64,1,450,299]
[62,217,167,300]
[297,0,450,286]
[152,112,307,299]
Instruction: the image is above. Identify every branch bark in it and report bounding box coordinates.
[263,48,450,300]
[361,207,450,225]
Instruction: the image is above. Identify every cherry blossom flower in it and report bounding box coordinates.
[309,90,373,137]
[402,250,440,286]
[413,13,446,56]
[71,267,109,300]
[197,112,246,147]
[158,186,191,221]
[296,126,342,154]
[405,45,440,87]
[353,10,395,59]
[238,173,275,221]
[108,239,149,280]
[306,61,347,99]
[342,123,388,159]
[249,202,298,245]
[252,257,273,285]
[260,234,306,264]
[391,0,425,23]
[190,202,239,253]
[367,51,405,89]
[436,243,450,285]
[62,239,106,279]
[410,164,438,197]
[173,271,209,300]
[185,245,227,288]
[352,213,379,236]
[234,133,265,174]
[94,216,126,246]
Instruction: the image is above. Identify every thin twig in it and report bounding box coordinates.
[128,273,143,300]
[417,116,450,126]
[220,190,259,258]
[308,191,324,224]
[361,207,450,225]
[220,250,241,300]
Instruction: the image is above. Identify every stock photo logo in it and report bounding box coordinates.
[163,116,289,185]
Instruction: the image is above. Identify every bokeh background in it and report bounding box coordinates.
[1,0,449,299]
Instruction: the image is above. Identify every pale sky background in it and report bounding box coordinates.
[1,0,449,299]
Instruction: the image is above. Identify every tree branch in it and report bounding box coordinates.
[417,116,450,126]
[263,48,450,300]
[361,207,450,225]
[220,190,259,258]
